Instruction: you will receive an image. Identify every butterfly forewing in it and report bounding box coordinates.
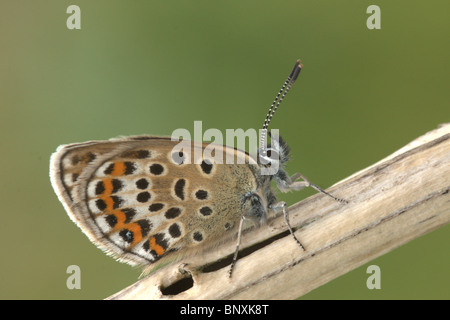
[50,136,259,267]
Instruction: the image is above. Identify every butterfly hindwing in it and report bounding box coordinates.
[50,136,259,267]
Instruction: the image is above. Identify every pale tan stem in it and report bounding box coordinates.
[107,123,450,300]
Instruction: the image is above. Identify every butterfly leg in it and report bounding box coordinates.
[270,201,305,251]
[229,215,246,278]
[275,170,347,203]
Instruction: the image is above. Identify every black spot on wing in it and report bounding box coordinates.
[150,164,164,175]
[199,206,212,216]
[195,190,208,200]
[174,179,186,200]
[200,160,213,174]
[136,192,151,203]
[193,231,203,242]
[149,203,165,212]
[168,223,182,238]
[136,178,149,189]
[165,207,182,219]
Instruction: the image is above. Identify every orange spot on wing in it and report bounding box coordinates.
[112,210,127,230]
[127,223,143,245]
[111,162,125,176]
[103,178,114,195]
[102,196,114,211]
[150,237,165,256]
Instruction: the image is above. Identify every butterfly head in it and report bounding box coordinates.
[241,60,302,225]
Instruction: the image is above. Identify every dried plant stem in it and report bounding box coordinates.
[107,123,450,300]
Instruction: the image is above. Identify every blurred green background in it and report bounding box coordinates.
[0,1,448,299]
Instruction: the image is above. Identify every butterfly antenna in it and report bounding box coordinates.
[260,60,302,153]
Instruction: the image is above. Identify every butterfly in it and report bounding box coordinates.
[50,60,345,278]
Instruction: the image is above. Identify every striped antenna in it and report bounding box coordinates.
[260,60,302,154]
